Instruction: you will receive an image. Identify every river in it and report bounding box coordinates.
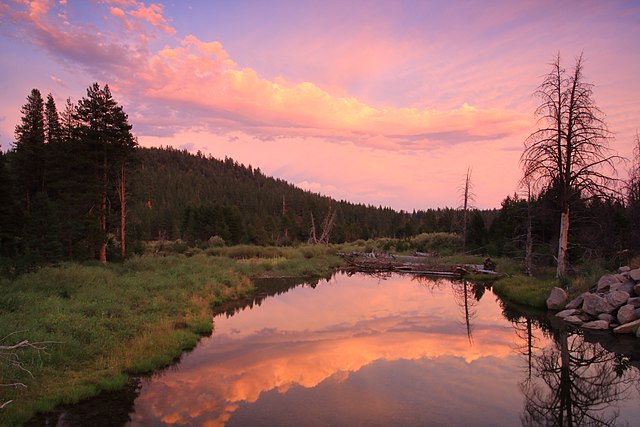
[32,273,640,426]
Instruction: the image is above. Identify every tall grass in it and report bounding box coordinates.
[0,255,255,425]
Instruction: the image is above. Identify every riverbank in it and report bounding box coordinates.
[0,246,343,426]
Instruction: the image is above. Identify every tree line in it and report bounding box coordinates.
[0,83,136,269]
[1,54,639,275]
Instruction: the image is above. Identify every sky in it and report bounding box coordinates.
[0,0,638,211]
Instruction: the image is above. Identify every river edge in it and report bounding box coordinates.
[0,250,342,426]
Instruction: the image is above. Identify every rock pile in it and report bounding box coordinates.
[547,266,640,338]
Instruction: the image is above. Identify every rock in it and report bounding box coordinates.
[565,293,585,310]
[637,327,640,338]
[547,287,568,310]
[597,274,621,292]
[598,313,615,323]
[606,290,630,309]
[582,320,610,330]
[628,297,640,307]
[629,268,640,281]
[613,318,640,334]
[618,266,631,273]
[617,304,637,325]
[636,307,640,318]
[564,315,584,325]
[583,293,614,316]
[635,284,640,297]
[556,309,579,319]
[618,280,636,295]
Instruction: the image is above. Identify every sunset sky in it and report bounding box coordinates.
[1,0,638,210]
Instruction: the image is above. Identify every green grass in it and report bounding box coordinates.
[492,275,558,309]
[0,249,342,426]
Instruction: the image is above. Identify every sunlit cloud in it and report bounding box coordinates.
[0,0,529,152]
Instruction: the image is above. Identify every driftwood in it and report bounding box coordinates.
[337,252,501,278]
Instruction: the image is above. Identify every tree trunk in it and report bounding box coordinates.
[99,155,107,263]
[556,207,569,278]
[525,197,533,276]
[119,162,126,258]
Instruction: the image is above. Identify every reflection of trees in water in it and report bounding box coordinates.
[520,324,638,427]
[451,280,483,343]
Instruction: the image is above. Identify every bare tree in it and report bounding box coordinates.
[521,53,620,278]
[459,167,475,253]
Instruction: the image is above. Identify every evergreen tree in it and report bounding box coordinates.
[75,83,136,262]
[44,94,62,145]
[13,88,45,212]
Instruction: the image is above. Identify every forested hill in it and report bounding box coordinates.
[128,146,471,245]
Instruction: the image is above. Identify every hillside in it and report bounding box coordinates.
[127,147,476,246]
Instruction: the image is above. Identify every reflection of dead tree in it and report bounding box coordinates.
[1,332,49,409]
[512,315,543,380]
[521,325,637,426]
[308,206,337,245]
[451,280,478,343]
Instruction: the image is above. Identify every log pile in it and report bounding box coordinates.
[337,252,500,278]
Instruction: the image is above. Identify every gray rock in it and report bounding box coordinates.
[606,290,630,309]
[547,287,568,310]
[565,293,585,310]
[583,293,614,316]
[613,318,640,334]
[598,313,616,323]
[618,266,631,273]
[617,304,637,325]
[582,320,610,330]
[629,268,640,281]
[597,274,621,292]
[564,315,584,325]
[556,309,580,319]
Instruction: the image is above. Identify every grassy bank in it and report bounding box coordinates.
[0,246,343,426]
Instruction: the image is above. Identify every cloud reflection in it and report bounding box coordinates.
[128,275,534,425]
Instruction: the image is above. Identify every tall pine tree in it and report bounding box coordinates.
[75,83,136,262]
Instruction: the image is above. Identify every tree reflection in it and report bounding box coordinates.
[451,280,480,343]
[520,323,637,426]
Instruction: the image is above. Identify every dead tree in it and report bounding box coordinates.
[309,206,337,245]
[459,167,475,253]
[1,332,49,409]
[521,53,620,278]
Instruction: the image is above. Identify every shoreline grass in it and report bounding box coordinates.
[0,247,342,426]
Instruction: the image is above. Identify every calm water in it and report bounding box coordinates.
[34,273,640,426]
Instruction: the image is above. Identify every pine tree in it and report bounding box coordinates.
[44,94,62,145]
[75,83,136,262]
[13,88,45,212]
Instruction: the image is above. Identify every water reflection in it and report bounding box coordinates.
[126,273,531,425]
[520,322,639,426]
[27,273,640,426]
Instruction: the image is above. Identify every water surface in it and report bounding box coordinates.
[34,273,640,426]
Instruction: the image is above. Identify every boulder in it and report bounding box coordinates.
[547,287,568,310]
[627,297,640,307]
[564,315,584,325]
[629,268,640,281]
[597,274,621,292]
[635,284,640,297]
[618,266,631,273]
[617,304,637,325]
[617,280,636,295]
[582,320,610,330]
[556,309,580,319]
[565,293,585,310]
[583,293,614,316]
[613,318,640,334]
[606,290,630,309]
[598,313,616,323]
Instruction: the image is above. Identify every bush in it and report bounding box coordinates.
[208,235,225,248]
